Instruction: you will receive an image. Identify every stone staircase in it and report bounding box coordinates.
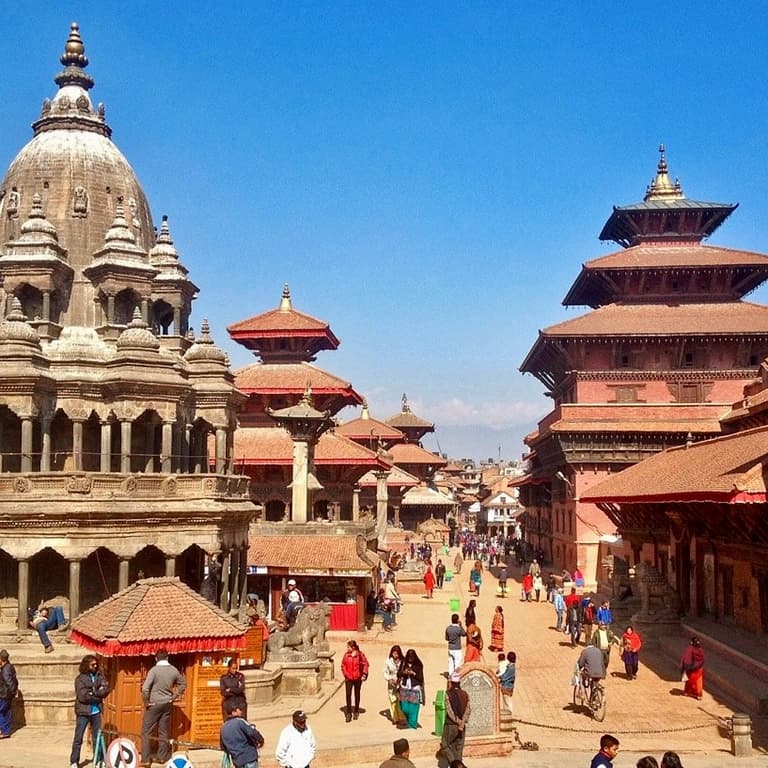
[0,628,80,726]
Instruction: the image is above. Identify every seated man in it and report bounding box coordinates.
[577,641,606,689]
[283,579,305,625]
[33,604,68,653]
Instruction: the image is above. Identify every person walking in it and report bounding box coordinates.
[0,649,18,739]
[488,606,505,652]
[533,573,543,602]
[680,636,705,700]
[445,615,466,676]
[423,566,435,599]
[140,648,186,767]
[464,627,483,664]
[341,640,369,722]
[593,621,620,669]
[469,561,482,596]
[437,673,470,768]
[69,654,110,768]
[590,734,620,768]
[582,597,596,646]
[566,598,581,647]
[220,700,264,768]
[620,625,642,679]
[275,709,316,768]
[384,645,406,725]
[453,551,463,576]
[553,588,566,631]
[497,650,516,714]
[464,599,477,631]
[220,658,247,720]
[521,572,533,602]
[497,566,508,597]
[596,600,613,629]
[435,559,446,589]
[397,648,424,729]
[379,738,416,768]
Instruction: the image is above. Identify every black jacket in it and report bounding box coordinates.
[74,671,110,716]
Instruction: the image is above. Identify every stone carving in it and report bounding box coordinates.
[41,98,51,117]
[76,95,89,113]
[122,477,137,494]
[267,602,331,655]
[162,476,178,496]
[97,102,105,120]
[6,188,19,218]
[635,561,682,621]
[462,666,499,738]
[73,186,88,217]
[66,476,93,494]
[57,95,70,111]
[13,477,29,493]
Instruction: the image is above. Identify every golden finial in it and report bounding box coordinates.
[60,22,89,69]
[279,283,292,311]
[644,143,685,201]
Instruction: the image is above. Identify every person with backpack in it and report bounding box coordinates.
[0,649,19,738]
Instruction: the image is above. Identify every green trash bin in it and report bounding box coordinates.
[433,688,446,736]
[449,597,460,612]
[445,568,453,582]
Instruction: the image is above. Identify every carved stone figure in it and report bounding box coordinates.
[73,186,88,216]
[200,553,221,604]
[267,601,331,654]
[635,561,681,620]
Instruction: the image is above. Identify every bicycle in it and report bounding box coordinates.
[572,671,607,722]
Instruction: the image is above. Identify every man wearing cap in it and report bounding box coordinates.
[220,700,264,768]
[275,710,316,768]
[379,738,416,768]
[437,673,470,768]
[282,580,305,626]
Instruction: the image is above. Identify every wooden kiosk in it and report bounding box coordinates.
[70,577,255,749]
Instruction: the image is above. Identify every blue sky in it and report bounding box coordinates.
[1,3,767,461]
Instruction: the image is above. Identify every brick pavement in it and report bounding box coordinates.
[0,550,766,767]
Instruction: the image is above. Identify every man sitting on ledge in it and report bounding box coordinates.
[31,603,68,653]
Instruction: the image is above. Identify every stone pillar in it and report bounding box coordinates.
[171,422,181,474]
[72,419,84,471]
[40,415,52,472]
[226,427,234,475]
[120,420,132,473]
[20,416,33,472]
[352,487,361,521]
[215,427,227,474]
[100,421,112,472]
[141,299,149,324]
[173,307,181,335]
[238,546,249,616]
[69,559,81,619]
[42,290,51,322]
[118,558,130,591]
[394,504,401,527]
[219,550,231,612]
[17,559,28,638]
[165,555,176,577]
[374,469,390,549]
[182,424,191,473]
[161,421,173,474]
[106,294,115,324]
[228,546,240,614]
[144,422,155,473]
[290,440,310,523]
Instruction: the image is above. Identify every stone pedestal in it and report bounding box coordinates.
[243,667,281,707]
[318,649,336,682]
[270,659,322,697]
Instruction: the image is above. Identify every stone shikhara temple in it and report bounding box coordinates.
[0,24,253,628]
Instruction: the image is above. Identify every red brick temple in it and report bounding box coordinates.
[517,146,768,588]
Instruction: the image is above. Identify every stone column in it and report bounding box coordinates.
[352,487,360,521]
[238,546,249,616]
[161,421,173,474]
[219,550,231,612]
[17,559,28,638]
[228,546,240,614]
[106,294,115,324]
[165,555,176,577]
[72,419,84,471]
[173,307,181,335]
[182,424,191,473]
[100,421,112,472]
[118,558,130,591]
[20,416,33,472]
[69,559,81,619]
[393,504,401,527]
[40,415,52,472]
[141,299,149,324]
[42,290,51,322]
[171,422,181,474]
[226,427,234,475]
[215,428,227,474]
[290,440,310,523]
[374,469,390,549]
[120,420,132,473]
[144,422,155,473]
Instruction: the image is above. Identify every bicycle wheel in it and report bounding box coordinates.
[591,684,606,722]
[573,681,584,709]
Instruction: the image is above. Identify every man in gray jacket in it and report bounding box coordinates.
[140,648,186,767]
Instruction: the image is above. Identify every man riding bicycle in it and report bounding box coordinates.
[577,641,606,690]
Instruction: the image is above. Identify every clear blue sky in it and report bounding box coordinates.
[1,3,767,461]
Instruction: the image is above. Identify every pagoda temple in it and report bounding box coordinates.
[518,146,768,589]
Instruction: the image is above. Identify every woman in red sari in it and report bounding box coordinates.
[423,566,435,598]
[488,606,505,652]
[680,635,705,699]
[464,627,483,664]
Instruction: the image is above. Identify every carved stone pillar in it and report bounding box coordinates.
[144,422,155,473]
[20,416,33,472]
[393,504,401,527]
[173,307,181,335]
[290,440,310,523]
[17,559,28,637]
[100,420,112,472]
[219,550,231,612]
[226,427,234,475]
[215,428,227,474]
[40,415,52,472]
[161,421,173,474]
[72,419,84,471]
[120,420,132,473]
[106,294,115,324]
[118,558,130,591]
[352,487,361,522]
[69,559,81,619]
[228,546,240,614]
[182,424,191,474]
[171,422,181,474]
[165,555,176,577]
[374,469,390,549]
[141,299,149,325]
[238,546,249,616]
[42,290,51,322]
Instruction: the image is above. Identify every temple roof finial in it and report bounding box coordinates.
[54,22,94,91]
[279,283,292,311]
[644,143,685,202]
[401,393,411,413]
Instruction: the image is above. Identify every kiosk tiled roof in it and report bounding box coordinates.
[248,534,376,574]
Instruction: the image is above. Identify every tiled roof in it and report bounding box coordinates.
[71,577,246,655]
[228,306,331,334]
[233,427,385,465]
[385,411,434,429]
[539,301,768,337]
[357,465,420,487]
[547,418,723,434]
[234,362,358,394]
[582,424,768,502]
[401,486,455,507]
[583,244,768,270]
[389,442,448,466]
[248,534,376,573]
[336,416,404,442]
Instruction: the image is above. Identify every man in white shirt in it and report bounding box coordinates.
[275,710,316,768]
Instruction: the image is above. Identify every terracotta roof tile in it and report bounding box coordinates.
[248,534,376,573]
[228,306,331,334]
[548,418,722,434]
[389,443,448,466]
[336,416,404,442]
[385,411,434,429]
[582,424,768,502]
[234,362,359,394]
[358,465,420,487]
[401,486,455,506]
[584,244,768,270]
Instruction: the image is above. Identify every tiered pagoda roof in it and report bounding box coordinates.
[336,400,405,449]
[385,393,434,443]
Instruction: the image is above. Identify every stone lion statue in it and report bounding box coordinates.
[267,601,331,654]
